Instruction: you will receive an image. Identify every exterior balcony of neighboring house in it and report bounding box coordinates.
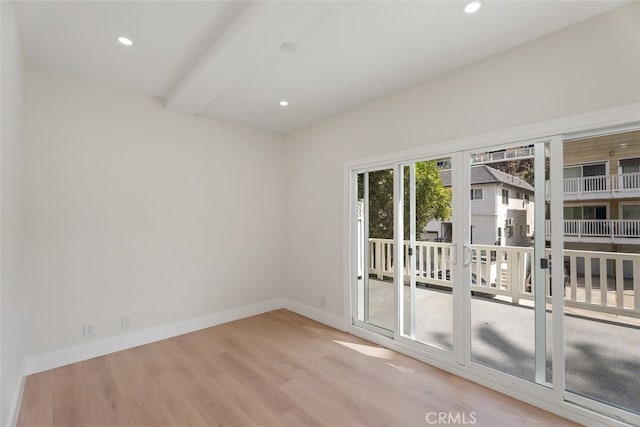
[545,217,640,245]
[560,170,640,201]
[543,201,640,245]
[550,155,640,244]
[543,131,640,244]
[469,146,535,165]
[560,132,640,201]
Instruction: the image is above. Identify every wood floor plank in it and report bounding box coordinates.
[144,371,209,427]
[132,343,210,427]
[215,372,289,426]
[17,309,581,427]
[51,363,90,427]
[166,339,255,426]
[279,407,325,427]
[81,357,130,427]
[16,370,54,427]
[105,350,172,427]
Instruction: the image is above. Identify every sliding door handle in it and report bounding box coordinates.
[463,244,473,266]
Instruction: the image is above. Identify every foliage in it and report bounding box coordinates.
[359,161,452,239]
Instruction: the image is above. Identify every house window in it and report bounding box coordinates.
[620,158,640,189]
[524,194,530,202]
[563,205,607,220]
[619,158,640,174]
[470,188,483,200]
[582,163,606,177]
[564,162,608,192]
[583,206,607,219]
[501,189,509,204]
[436,159,452,170]
[564,163,607,178]
[622,204,640,220]
[563,206,582,219]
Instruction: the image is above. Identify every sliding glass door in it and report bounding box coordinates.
[349,129,639,425]
[465,141,559,388]
[561,131,640,417]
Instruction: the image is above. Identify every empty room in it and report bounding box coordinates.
[2,0,639,426]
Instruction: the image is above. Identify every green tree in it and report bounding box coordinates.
[359,161,452,239]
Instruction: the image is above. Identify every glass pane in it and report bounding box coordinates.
[622,204,640,219]
[401,159,454,352]
[582,163,606,177]
[619,157,640,173]
[356,169,396,331]
[563,130,640,415]
[582,205,606,220]
[563,166,581,178]
[468,142,552,385]
[356,173,365,323]
[564,206,582,220]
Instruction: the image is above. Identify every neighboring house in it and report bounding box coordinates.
[425,165,535,247]
[558,131,640,278]
[558,131,640,254]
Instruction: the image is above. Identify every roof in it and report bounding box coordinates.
[439,165,534,192]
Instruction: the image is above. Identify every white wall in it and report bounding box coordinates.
[22,66,286,357]
[0,2,25,426]
[283,3,640,316]
[470,184,496,216]
[470,215,497,246]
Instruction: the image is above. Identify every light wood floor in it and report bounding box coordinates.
[17,309,579,427]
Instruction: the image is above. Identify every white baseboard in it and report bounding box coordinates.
[282,298,348,331]
[24,298,285,375]
[7,359,26,427]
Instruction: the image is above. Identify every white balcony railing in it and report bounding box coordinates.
[367,239,640,319]
[544,219,640,240]
[470,147,535,165]
[562,172,640,195]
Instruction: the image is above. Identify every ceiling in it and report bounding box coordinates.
[14,1,628,133]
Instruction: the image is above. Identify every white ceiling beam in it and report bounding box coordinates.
[164,1,332,116]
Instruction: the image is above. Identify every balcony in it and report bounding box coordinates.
[545,219,640,243]
[367,238,639,319]
[360,239,640,413]
[560,172,640,200]
[470,146,535,165]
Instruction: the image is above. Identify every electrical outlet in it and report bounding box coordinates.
[121,315,131,329]
[321,296,326,307]
[83,323,94,337]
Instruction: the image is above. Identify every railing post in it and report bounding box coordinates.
[376,240,383,279]
[569,254,577,302]
[634,258,640,311]
[599,257,607,307]
[511,249,520,305]
[371,240,376,277]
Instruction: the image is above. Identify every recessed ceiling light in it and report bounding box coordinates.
[117,36,133,46]
[279,100,289,107]
[280,42,297,53]
[464,0,482,14]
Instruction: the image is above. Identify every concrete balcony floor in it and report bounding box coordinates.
[357,279,640,415]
